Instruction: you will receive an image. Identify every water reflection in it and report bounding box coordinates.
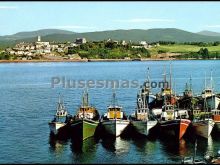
[158,137,192,161]
[131,136,158,154]
[100,137,130,155]
[70,137,99,163]
[48,133,69,155]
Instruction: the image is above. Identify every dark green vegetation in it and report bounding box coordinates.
[68,41,150,59]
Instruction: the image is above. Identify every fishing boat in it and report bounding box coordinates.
[159,102,191,140]
[130,67,157,136]
[207,72,220,132]
[151,65,177,118]
[159,63,191,140]
[101,88,129,137]
[192,72,215,139]
[192,118,215,139]
[48,95,70,136]
[70,89,100,141]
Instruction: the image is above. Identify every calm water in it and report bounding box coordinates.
[0,60,220,163]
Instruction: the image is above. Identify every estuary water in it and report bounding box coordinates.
[0,60,220,163]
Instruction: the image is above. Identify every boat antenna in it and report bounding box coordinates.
[174,79,176,97]
[169,62,173,105]
[205,71,207,90]
[190,75,193,94]
[210,69,213,92]
[57,93,63,110]
[210,70,214,110]
[162,65,167,89]
[86,87,89,107]
[146,66,150,89]
[112,82,116,120]
[82,90,85,107]
[169,62,172,93]
[189,75,192,91]
[204,73,208,112]
[112,82,116,107]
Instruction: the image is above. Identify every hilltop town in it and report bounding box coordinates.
[0,36,162,61]
[2,36,87,61]
[0,35,220,62]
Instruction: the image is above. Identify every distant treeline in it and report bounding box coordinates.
[175,48,220,59]
[150,41,220,46]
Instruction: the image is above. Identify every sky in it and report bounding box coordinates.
[1,1,220,35]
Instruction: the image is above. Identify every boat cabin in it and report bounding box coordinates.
[77,106,98,120]
[56,109,67,117]
[161,104,175,120]
[135,108,148,120]
[107,106,124,119]
[202,89,214,98]
[161,88,172,96]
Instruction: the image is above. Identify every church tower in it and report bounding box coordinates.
[37,36,41,42]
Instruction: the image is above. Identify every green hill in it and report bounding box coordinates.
[197,30,220,37]
[1,28,220,49]
[18,28,220,43]
[0,29,75,41]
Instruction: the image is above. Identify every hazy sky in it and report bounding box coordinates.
[1,1,220,35]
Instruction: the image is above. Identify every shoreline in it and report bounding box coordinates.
[0,58,219,63]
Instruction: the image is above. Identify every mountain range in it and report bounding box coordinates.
[197,30,220,37]
[1,28,220,49]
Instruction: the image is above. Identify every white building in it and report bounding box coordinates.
[139,41,148,46]
[75,38,87,44]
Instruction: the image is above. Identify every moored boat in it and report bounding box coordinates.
[192,117,215,139]
[159,103,191,140]
[101,88,129,137]
[130,68,157,137]
[192,72,215,139]
[70,89,100,141]
[158,64,191,140]
[48,94,70,136]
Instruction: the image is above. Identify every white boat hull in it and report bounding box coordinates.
[101,120,129,137]
[131,120,157,136]
[192,119,215,138]
[49,122,66,135]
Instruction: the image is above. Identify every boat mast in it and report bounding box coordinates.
[57,93,63,111]
[146,66,150,90]
[163,65,167,89]
[81,89,88,118]
[204,72,208,113]
[86,88,89,107]
[210,70,214,110]
[169,62,172,93]
[162,65,167,104]
[205,71,207,91]
[190,75,192,91]
[112,82,117,120]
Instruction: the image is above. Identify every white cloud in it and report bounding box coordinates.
[50,25,96,29]
[114,18,175,23]
[0,6,18,9]
[205,25,220,28]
